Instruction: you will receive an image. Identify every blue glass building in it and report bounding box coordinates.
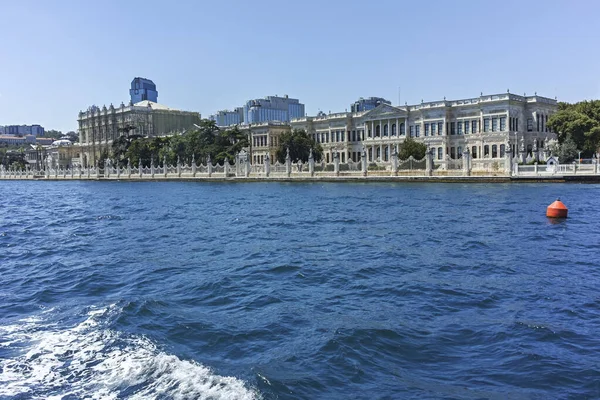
[130,77,158,103]
[209,107,245,127]
[244,95,305,124]
[351,97,391,113]
[0,124,45,136]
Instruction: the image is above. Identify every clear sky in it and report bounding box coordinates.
[1,0,599,132]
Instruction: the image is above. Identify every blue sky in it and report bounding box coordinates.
[1,0,599,132]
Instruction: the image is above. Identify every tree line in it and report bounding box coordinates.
[548,100,600,162]
[106,120,250,167]
[105,121,327,167]
[105,120,428,167]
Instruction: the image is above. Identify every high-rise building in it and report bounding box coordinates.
[350,97,391,113]
[209,107,245,126]
[130,77,158,103]
[0,124,45,136]
[244,95,304,124]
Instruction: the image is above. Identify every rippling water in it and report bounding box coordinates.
[1,181,600,399]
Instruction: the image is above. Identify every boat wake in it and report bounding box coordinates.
[0,305,258,399]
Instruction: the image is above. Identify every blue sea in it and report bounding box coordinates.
[1,181,599,399]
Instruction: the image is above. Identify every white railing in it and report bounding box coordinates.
[3,159,599,180]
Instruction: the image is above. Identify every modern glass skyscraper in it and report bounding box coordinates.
[130,77,158,103]
[244,95,305,124]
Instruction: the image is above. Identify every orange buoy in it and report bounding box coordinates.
[546,198,568,218]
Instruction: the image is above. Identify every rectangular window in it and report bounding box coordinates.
[500,117,506,131]
[450,147,456,159]
[410,125,414,137]
[438,122,443,135]
[472,120,477,133]
[431,123,436,135]
[492,118,498,132]
[464,121,469,134]
[450,122,456,135]
[457,146,463,158]
[415,125,420,137]
[425,124,430,136]
[457,121,463,135]
[527,118,533,132]
[515,118,518,131]
[437,147,443,160]
[484,118,490,132]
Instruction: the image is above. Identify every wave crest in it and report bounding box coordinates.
[0,305,258,399]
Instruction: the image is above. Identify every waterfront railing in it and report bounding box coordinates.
[2,154,599,180]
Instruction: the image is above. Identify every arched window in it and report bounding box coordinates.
[392,124,396,136]
[375,125,381,137]
[400,123,405,135]
[472,146,478,159]
[500,144,505,157]
[527,144,533,155]
[484,145,490,157]
[383,124,388,136]
[384,146,389,161]
[492,145,498,158]
[376,147,381,160]
[368,147,373,161]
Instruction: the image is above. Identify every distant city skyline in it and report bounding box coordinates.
[1,0,599,132]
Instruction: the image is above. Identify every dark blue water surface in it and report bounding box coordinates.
[1,181,600,399]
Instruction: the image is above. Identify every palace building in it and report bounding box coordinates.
[290,92,558,164]
[77,100,201,166]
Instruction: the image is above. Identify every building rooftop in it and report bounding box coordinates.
[134,100,173,110]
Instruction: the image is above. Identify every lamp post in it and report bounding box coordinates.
[578,151,582,165]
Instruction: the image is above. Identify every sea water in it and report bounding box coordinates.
[1,181,599,399]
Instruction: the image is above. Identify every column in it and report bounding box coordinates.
[425,148,433,176]
[361,148,368,176]
[505,145,513,175]
[265,154,270,177]
[334,152,340,176]
[463,150,471,176]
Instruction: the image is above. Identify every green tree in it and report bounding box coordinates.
[125,138,151,166]
[398,137,427,160]
[275,129,323,163]
[548,100,600,156]
[96,148,110,168]
[551,136,579,163]
[43,129,63,139]
[214,126,250,163]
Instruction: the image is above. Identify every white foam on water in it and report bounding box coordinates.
[0,305,259,399]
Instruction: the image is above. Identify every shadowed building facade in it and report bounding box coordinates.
[77,101,201,166]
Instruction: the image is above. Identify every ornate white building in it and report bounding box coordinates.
[291,92,557,165]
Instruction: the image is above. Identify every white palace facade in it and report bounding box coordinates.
[290,92,558,165]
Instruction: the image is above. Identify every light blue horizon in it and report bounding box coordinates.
[1,0,599,132]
